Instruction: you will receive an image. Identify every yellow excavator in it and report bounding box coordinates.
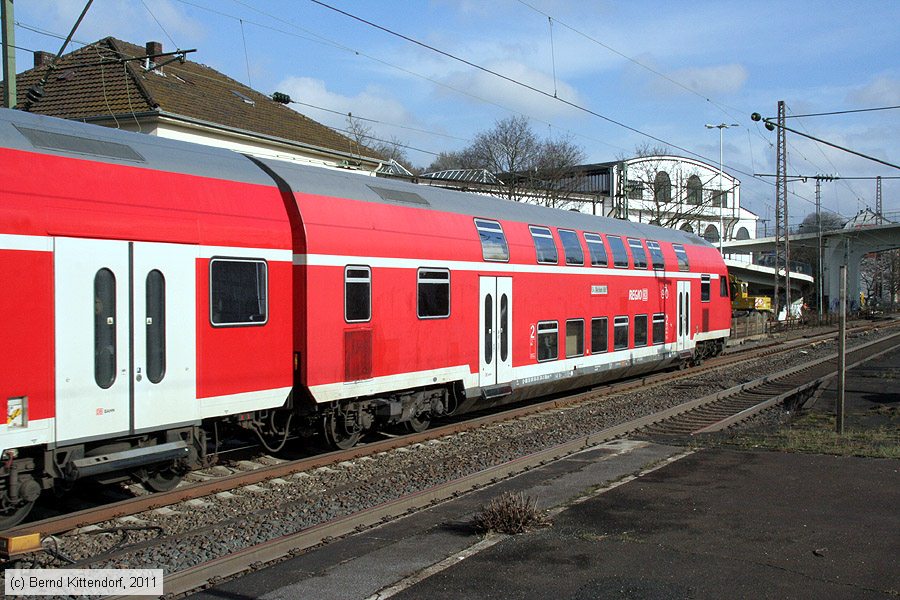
[729,274,773,313]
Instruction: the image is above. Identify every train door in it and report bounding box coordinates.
[676,280,691,352]
[478,276,513,387]
[54,238,198,444]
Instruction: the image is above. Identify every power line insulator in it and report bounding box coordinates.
[272,92,291,104]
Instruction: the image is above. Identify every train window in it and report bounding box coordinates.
[529,226,558,264]
[474,218,510,262]
[345,266,371,323]
[634,314,648,347]
[652,313,665,345]
[94,268,117,389]
[591,317,608,354]
[701,274,711,302]
[583,233,608,267]
[210,259,268,327]
[628,238,648,269]
[146,270,166,384]
[558,229,584,266]
[537,321,558,362]
[646,240,665,270]
[418,268,450,318]
[720,275,729,297]
[613,316,629,350]
[565,319,584,358]
[607,235,629,268]
[672,243,690,271]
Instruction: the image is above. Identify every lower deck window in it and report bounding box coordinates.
[565,319,584,358]
[634,314,648,347]
[537,321,558,362]
[701,274,711,302]
[210,258,268,326]
[614,316,629,350]
[345,266,372,322]
[652,313,665,345]
[591,317,608,353]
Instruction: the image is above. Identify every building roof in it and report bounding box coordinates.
[9,37,379,163]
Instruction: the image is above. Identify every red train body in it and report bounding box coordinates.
[0,109,729,526]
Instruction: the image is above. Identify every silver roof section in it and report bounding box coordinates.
[0,108,274,186]
[257,157,710,247]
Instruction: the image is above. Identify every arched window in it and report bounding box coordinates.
[703,224,719,243]
[654,171,671,204]
[735,227,750,240]
[679,223,694,234]
[686,175,702,205]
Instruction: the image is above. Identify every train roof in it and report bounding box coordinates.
[258,157,712,247]
[0,108,273,187]
[0,108,713,250]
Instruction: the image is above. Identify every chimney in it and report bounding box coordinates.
[145,41,163,70]
[33,51,54,69]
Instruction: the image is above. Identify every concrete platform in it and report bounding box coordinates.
[190,346,900,600]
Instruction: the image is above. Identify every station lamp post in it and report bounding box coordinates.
[705,123,740,253]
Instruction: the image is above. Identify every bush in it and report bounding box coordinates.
[471,492,548,534]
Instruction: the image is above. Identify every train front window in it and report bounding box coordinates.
[529,226,559,264]
[210,259,268,326]
[607,235,629,268]
[474,218,509,262]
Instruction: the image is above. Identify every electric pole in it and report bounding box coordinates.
[1,0,14,108]
[774,100,790,319]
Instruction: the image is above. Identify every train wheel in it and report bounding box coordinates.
[323,411,362,450]
[139,466,183,493]
[404,412,431,434]
[0,499,34,530]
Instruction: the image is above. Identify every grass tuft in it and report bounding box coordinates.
[471,492,549,534]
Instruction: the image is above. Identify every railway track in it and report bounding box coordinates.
[0,321,869,542]
[2,324,898,599]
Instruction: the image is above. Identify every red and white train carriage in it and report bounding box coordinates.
[0,108,730,526]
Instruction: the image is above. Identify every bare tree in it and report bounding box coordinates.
[429,116,585,206]
[346,115,413,171]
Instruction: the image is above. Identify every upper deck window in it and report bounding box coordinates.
[474,218,510,262]
[558,229,584,266]
[628,238,648,269]
[529,226,559,264]
[672,243,690,271]
[607,235,629,268]
[646,240,665,270]
[583,233,608,267]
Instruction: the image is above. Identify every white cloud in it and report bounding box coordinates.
[22,0,206,49]
[847,74,900,106]
[275,76,416,134]
[654,64,748,97]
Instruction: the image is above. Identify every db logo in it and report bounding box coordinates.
[96,408,104,416]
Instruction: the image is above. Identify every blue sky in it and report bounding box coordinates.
[10,0,900,228]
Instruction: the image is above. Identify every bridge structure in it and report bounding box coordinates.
[722,222,900,313]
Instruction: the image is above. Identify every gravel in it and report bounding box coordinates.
[8,327,895,582]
